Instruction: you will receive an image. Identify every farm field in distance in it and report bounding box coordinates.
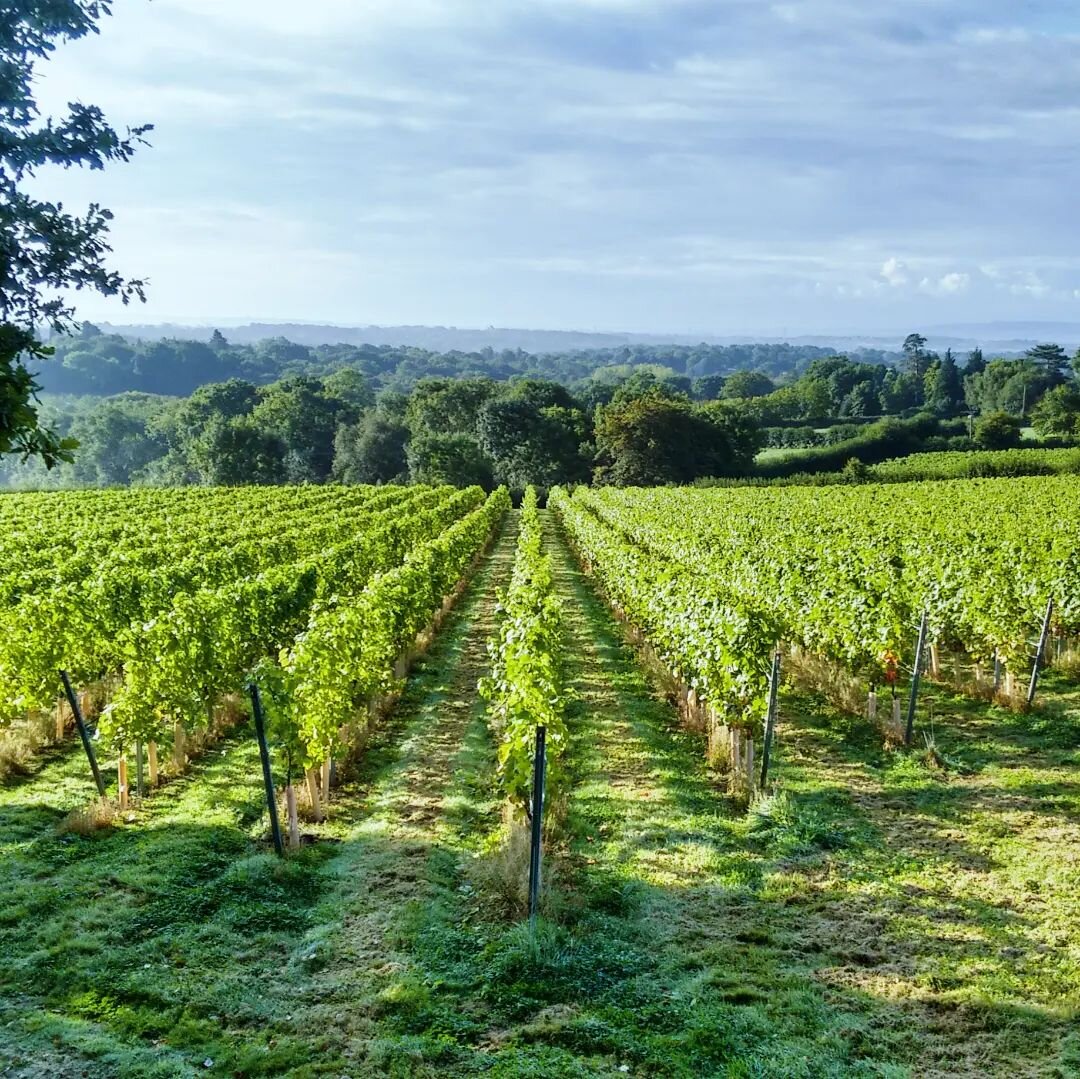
[0,477,1078,1078]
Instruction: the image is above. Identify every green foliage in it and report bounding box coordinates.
[279,488,509,768]
[550,487,776,726]
[406,377,497,435]
[407,431,494,488]
[965,359,1053,416]
[871,447,1080,482]
[755,413,945,478]
[250,376,341,483]
[747,790,848,855]
[721,369,775,399]
[595,388,757,486]
[480,488,568,813]
[974,410,1023,450]
[923,351,964,414]
[333,411,410,484]
[558,476,1080,681]
[476,397,591,494]
[1024,341,1071,380]
[1031,383,1080,439]
[0,2,150,465]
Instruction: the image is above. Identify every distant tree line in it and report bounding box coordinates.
[37,325,888,398]
[4,331,1079,490]
[2,371,759,490]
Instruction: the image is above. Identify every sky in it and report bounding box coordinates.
[29,0,1080,336]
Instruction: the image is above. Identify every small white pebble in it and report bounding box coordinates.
[203,1059,214,1069]
[618,1067,630,1074]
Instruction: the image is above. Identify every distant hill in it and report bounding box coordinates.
[88,322,720,353]
[83,320,1062,357]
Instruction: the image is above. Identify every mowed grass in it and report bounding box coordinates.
[0,512,1078,1076]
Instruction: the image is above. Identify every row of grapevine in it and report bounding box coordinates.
[100,487,487,758]
[550,487,774,733]
[550,477,1080,772]
[571,478,1080,678]
[0,484,379,607]
[248,487,511,834]
[2,483,511,835]
[480,488,568,816]
[0,485,441,723]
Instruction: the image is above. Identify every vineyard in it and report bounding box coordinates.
[1,478,1078,1077]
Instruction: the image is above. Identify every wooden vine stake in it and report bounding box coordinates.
[320,759,331,805]
[117,755,129,811]
[173,722,187,771]
[134,740,144,801]
[285,785,300,849]
[305,768,323,823]
[147,742,159,787]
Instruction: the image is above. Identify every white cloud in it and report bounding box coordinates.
[880,257,908,286]
[938,272,970,293]
[1009,272,1050,297]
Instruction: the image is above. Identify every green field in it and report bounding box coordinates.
[1,484,1079,1077]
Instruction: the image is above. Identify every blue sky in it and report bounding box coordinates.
[32,0,1080,334]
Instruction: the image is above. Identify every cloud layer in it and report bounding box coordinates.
[29,0,1080,333]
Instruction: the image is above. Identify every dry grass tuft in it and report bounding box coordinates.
[0,711,57,782]
[1052,642,1080,681]
[58,799,117,836]
[474,807,561,920]
[785,645,867,716]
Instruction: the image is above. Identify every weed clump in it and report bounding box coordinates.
[747,790,847,856]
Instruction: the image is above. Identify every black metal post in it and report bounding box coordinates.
[759,650,781,790]
[527,725,547,924]
[1027,597,1054,707]
[249,683,284,856]
[905,611,928,746]
[59,669,106,799]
